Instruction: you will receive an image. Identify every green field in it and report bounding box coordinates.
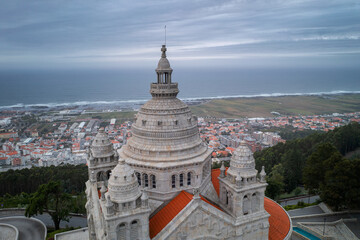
[72,94,360,120]
[75,111,136,121]
[190,94,360,118]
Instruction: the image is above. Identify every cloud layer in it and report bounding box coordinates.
[0,0,359,69]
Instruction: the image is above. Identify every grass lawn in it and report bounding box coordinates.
[190,94,360,118]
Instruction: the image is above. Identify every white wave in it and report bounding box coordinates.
[0,99,148,110]
[1,90,360,110]
[180,90,360,101]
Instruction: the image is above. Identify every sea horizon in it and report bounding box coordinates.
[1,67,360,111]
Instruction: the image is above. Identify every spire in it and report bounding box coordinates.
[161,45,167,58]
[157,45,172,71]
[260,166,267,183]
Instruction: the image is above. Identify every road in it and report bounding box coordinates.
[34,213,87,228]
[0,209,87,228]
[0,216,46,240]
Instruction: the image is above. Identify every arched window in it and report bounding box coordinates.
[130,220,139,240]
[252,193,260,213]
[243,195,250,215]
[187,172,192,186]
[106,170,111,179]
[226,189,229,205]
[136,197,141,207]
[179,173,184,187]
[117,223,126,240]
[135,172,141,186]
[97,171,107,182]
[172,175,176,188]
[144,174,148,187]
[151,175,156,189]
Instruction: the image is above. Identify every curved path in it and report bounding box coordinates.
[0,216,46,240]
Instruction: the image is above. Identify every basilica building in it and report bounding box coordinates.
[84,45,292,240]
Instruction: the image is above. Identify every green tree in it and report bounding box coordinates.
[282,148,304,193]
[321,158,360,211]
[25,181,72,230]
[303,143,339,193]
[265,164,285,200]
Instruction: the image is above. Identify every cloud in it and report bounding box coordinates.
[0,0,359,69]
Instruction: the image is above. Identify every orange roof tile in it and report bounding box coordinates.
[149,191,222,239]
[264,197,291,240]
[149,191,192,238]
[211,168,227,195]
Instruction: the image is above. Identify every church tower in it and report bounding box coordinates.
[118,45,216,202]
[218,141,270,239]
[100,157,151,240]
[87,127,118,188]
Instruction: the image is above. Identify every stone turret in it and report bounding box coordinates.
[107,158,141,204]
[227,141,258,186]
[101,157,151,240]
[219,141,268,221]
[87,128,118,186]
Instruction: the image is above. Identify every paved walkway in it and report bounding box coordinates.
[0,216,46,240]
[279,195,320,206]
[288,205,324,217]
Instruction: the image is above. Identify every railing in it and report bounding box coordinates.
[150,83,178,90]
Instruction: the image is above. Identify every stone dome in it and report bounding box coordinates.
[119,45,209,166]
[156,45,172,71]
[91,128,114,158]
[107,157,141,203]
[120,97,208,164]
[227,141,257,178]
[157,57,171,70]
[118,45,212,200]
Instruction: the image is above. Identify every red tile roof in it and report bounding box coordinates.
[149,191,222,239]
[147,168,291,239]
[264,197,291,240]
[211,168,227,195]
[149,191,192,239]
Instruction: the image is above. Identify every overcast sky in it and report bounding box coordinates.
[1,0,359,70]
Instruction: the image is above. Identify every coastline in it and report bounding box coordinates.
[1,90,360,113]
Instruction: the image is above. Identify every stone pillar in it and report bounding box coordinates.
[260,166,266,183]
[220,161,226,178]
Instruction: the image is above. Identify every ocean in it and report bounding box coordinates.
[0,67,359,110]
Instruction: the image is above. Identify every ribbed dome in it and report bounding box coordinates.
[120,97,208,163]
[157,57,171,70]
[227,141,257,178]
[91,128,114,158]
[156,45,172,71]
[107,157,141,203]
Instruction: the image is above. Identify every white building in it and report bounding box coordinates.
[66,45,292,240]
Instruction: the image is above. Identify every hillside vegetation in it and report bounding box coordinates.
[254,122,360,210]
